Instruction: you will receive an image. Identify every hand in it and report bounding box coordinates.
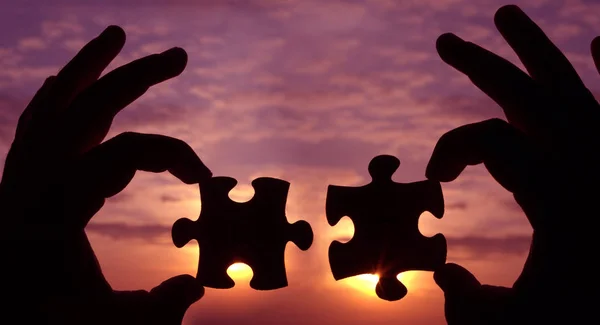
[427,5,600,324]
[0,26,211,324]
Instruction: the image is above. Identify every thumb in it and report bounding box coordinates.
[150,274,204,323]
[434,263,481,295]
[435,263,515,325]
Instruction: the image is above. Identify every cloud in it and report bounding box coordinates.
[41,19,84,39]
[446,201,468,210]
[447,234,532,259]
[17,37,47,51]
[86,221,531,259]
[549,23,582,41]
[62,38,87,52]
[86,221,172,244]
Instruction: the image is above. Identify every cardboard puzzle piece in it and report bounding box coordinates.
[172,176,313,290]
[326,155,446,301]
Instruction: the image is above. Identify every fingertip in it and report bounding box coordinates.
[437,33,462,47]
[425,162,440,181]
[425,159,450,182]
[436,33,463,57]
[198,167,213,185]
[187,276,205,302]
[100,25,126,47]
[494,4,523,26]
[160,47,188,75]
[193,150,212,184]
[167,137,211,184]
[592,36,600,55]
[106,25,126,39]
[426,145,464,182]
[434,263,480,295]
[435,33,473,73]
[153,274,205,306]
[179,274,205,304]
[192,156,212,185]
[44,75,57,85]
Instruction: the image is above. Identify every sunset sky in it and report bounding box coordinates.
[1,0,600,324]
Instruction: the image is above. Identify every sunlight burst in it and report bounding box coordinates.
[341,273,380,297]
[342,272,417,297]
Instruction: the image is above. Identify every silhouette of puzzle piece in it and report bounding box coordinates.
[326,155,446,301]
[172,176,313,290]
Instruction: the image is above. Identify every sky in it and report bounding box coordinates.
[1,0,599,324]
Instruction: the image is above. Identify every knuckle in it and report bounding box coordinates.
[485,118,509,128]
[115,131,142,144]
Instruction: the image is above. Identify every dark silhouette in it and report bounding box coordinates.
[1,26,211,324]
[327,155,445,301]
[172,177,313,290]
[428,4,600,324]
[2,3,599,325]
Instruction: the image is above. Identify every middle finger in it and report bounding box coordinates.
[61,47,188,154]
[436,33,561,147]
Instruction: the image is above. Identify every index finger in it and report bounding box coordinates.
[45,26,125,113]
[62,47,188,154]
[436,33,564,147]
[494,5,596,107]
[69,132,212,226]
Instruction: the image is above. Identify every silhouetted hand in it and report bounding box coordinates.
[0,26,211,324]
[427,5,600,325]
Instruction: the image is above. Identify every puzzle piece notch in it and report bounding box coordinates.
[326,154,446,301]
[172,176,313,291]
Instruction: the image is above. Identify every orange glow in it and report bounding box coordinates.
[226,262,253,280]
[341,274,380,297]
[328,216,355,243]
[341,272,418,297]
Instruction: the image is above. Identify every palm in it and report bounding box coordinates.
[1,26,209,324]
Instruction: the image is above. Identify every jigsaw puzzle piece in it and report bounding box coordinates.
[243,177,314,290]
[172,177,239,289]
[326,155,446,301]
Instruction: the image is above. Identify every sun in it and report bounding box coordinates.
[341,272,417,297]
[227,263,253,280]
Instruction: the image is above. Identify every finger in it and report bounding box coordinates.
[426,118,543,194]
[45,26,125,113]
[494,5,594,104]
[592,36,600,75]
[150,275,204,323]
[436,264,514,325]
[15,75,56,141]
[69,132,211,226]
[436,33,558,144]
[63,47,187,154]
[434,263,480,295]
[77,132,211,198]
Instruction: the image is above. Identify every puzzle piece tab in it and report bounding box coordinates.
[172,176,313,290]
[326,155,446,301]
